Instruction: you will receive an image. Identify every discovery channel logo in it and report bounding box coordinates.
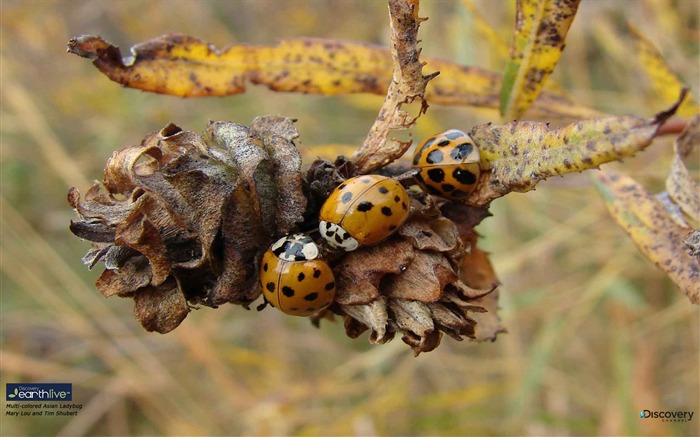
[6,384,72,401]
[639,409,694,422]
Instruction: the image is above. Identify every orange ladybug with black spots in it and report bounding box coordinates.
[412,129,481,200]
[260,234,336,316]
[319,175,410,251]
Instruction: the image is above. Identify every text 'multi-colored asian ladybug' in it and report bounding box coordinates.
[260,234,336,316]
[319,175,410,251]
[412,129,481,200]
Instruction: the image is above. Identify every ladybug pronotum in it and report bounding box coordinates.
[319,174,410,251]
[260,234,336,317]
[412,129,481,200]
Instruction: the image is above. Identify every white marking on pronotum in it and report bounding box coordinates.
[319,220,359,251]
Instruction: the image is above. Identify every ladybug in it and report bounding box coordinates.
[319,175,409,251]
[260,234,336,317]
[412,129,481,199]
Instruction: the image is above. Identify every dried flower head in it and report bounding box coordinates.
[69,117,503,354]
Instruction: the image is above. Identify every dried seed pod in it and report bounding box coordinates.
[329,201,502,355]
[68,117,504,354]
[69,117,307,333]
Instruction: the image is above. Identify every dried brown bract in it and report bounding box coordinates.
[69,116,307,333]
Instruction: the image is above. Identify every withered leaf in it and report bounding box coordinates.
[389,299,441,356]
[251,115,306,234]
[67,33,599,119]
[384,250,457,302]
[399,217,460,253]
[341,297,391,344]
[594,170,700,304]
[133,280,190,334]
[665,115,699,225]
[96,255,151,298]
[469,289,506,342]
[334,239,415,305]
[500,0,581,119]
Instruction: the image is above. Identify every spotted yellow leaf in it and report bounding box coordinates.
[593,170,699,304]
[666,115,700,226]
[500,0,581,120]
[67,34,599,119]
[628,23,700,118]
[467,92,685,197]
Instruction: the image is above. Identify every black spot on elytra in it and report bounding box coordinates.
[263,263,268,272]
[451,143,474,161]
[266,282,275,292]
[361,177,372,183]
[381,206,392,216]
[325,281,335,291]
[442,184,455,192]
[378,186,389,194]
[453,168,477,185]
[394,195,400,202]
[427,168,445,183]
[282,286,295,297]
[341,192,353,203]
[425,185,442,195]
[426,149,444,164]
[313,269,321,278]
[401,202,407,210]
[437,140,451,147]
[357,201,374,212]
[304,292,318,301]
[297,272,305,282]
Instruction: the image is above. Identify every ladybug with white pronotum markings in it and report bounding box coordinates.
[260,234,336,316]
[319,175,410,251]
[412,129,481,200]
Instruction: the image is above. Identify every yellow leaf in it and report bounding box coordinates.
[665,115,700,226]
[500,0,581,120]
[593,170,699,304]
[68,34,600,119]
[628,23,700,118]
[468,93,685,196]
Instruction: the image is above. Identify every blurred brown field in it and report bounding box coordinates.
[1,1,698,436]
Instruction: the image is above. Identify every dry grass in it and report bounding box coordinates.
[1,1,698,436]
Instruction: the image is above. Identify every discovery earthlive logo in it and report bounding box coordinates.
[639,409,694,423]
[6,383,72,401]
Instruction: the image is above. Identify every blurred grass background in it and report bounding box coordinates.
[1,0,698,436]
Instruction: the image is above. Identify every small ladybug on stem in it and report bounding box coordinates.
[412,129,482,200]
[319,175,410,251]
[260,234,336,316]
